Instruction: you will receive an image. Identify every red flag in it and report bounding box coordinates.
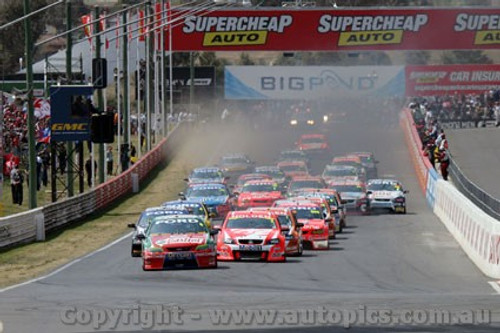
[99,14,110,49]
[115,18,120,48]
[155,3,162,28]
[81,14,92,45]
[138,10,145,42]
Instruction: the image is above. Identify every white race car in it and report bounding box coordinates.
[366,179,408,214]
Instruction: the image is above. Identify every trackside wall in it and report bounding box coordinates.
[400,109,500,278]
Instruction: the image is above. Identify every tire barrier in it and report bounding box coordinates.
[0,123,188,250]
[401,109,500,278]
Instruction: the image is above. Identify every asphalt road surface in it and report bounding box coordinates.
[0,114,499,333]
[447,127,500,199]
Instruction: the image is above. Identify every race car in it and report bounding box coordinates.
[349,152,378,180]
[288,196,336,238]
[140,215,218,270]
[233,173,272,194]
[185,167,227,185]
[278,150,310,167]
[162,199,215,228]
[286,176,326,197]
[249,207,304,256]
[322,165,361,183]
[254,166,288,188]
[235,179,283,210]
[366,179,408,214]
[296,134,329,154]
[127,207,191,257]
[216,210,286,262]
[273,200,330,250]
[328,180,370,215]
[277,161,309,178]
[180,183,233,219]
[219,153,255,176]
[292,188,347,233]
[331,155,366,181]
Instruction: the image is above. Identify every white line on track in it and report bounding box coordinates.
[0,231,133,294]
[488,281,500,294]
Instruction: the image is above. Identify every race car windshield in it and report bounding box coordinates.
[149,220,208,234]
[187,188,228,197]
[333,161,360,168]
[301,137,324,144]
[280,165,306,172]
[332,185,364,193]
[222,157,247,165]
[256,169,284,179]
[138,210,188,228]
[242,184,276,192]
[163,204,205,216]
[367,182,401,191]
[294,208,323,220]
[191,170,222,179]
[276,215,292,227]
[289,181,323,191]
[358,156,372,163]
[280,152,304,159]
[226,217,276,229]
[323,169,357,177]
[237,176,264,186]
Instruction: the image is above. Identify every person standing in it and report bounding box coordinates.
[10,165,23,205]
[439,148,450,181]
[106,146,114,176]
[495,101,500,127]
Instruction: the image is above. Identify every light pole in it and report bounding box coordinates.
[23,0,37,208]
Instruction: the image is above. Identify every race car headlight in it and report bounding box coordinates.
[393,197,405,203]
[312,229,324,235]
[323,115,328,123]
[224,237,236,244]
[267,238,280,245]
[290,119,298,125]
[307,119,315,125]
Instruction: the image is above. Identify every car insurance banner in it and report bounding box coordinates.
[170,8,500,51]
[406,64,500,96]
[225,66,404,100]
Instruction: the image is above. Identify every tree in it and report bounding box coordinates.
[238,52,255,65]
[0,0,51,74]
[441,51,493,64]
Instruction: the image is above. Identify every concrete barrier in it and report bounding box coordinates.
[434,179,500,278]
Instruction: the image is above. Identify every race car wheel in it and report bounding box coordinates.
[359,204,368,214]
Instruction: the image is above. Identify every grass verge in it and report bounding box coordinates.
[0,130,209,289]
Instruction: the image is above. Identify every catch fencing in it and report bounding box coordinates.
[449,158,500,221]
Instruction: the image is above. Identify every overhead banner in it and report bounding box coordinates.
[225,66,404,100]
[170,8,500,51]
[50,86,94,141]
[406,64,500,96]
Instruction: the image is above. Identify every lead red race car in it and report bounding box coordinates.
[216,210,286,262]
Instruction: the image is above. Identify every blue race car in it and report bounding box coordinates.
[179,183,233,220]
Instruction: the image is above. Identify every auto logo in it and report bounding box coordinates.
[249,240,254,244]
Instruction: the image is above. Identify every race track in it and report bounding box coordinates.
[0,113,499,333]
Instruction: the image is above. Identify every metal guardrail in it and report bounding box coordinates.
[449,158,500,221]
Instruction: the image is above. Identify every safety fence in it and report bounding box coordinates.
[401,109,500,278]
[449,158,500,221]
[0,123,188,250]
